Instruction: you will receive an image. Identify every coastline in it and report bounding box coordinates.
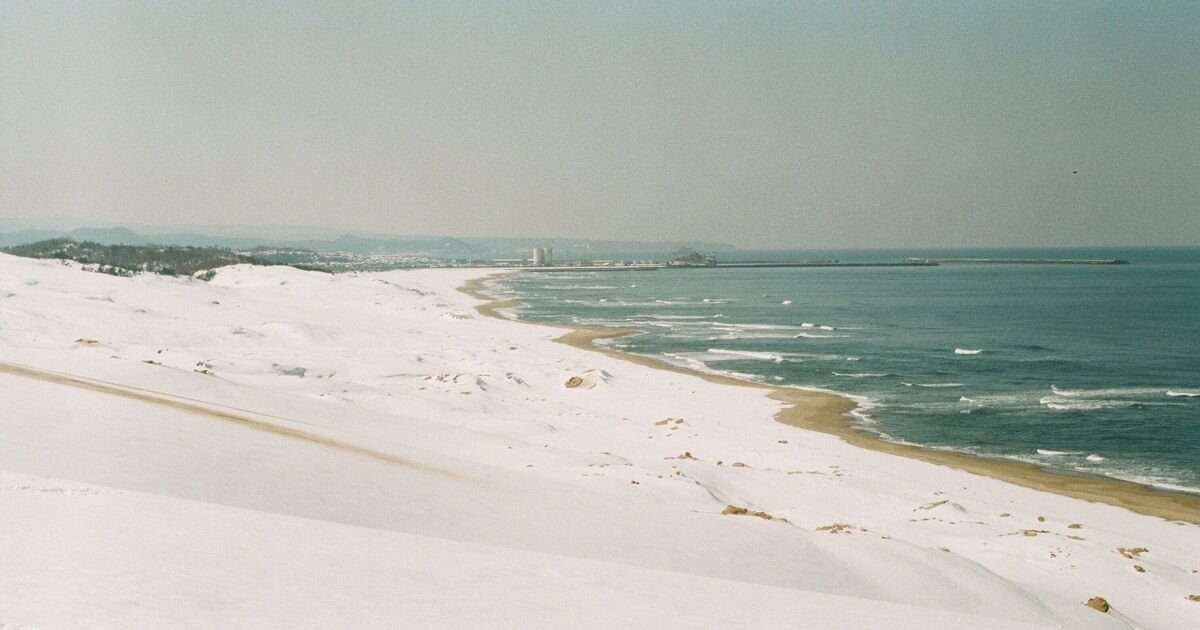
[6,256,1199,627]
[460,273,1200,525]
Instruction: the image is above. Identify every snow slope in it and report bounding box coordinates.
[0,255,1196,628]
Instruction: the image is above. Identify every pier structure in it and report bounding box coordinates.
[498,257,1131,272]
[904,258,1128,265]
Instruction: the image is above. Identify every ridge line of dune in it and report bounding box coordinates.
[0,361,464,479]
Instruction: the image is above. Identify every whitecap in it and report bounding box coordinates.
[1039,396,1135,411]
[800,322,815,328]
[1036,449,1070,456]
[1166,390,1200,398]
[780,352,845,362]
[794,332,851,339]
[661,353,709,372]
[819,325,834,331]
[706,349,784,363]
[1074,470,1200,495]
[916,382,964,388]
[833,372,888,378]
[954,348,983,355]
[781,300,793,305]
[713,322,796,331]
[847,398,880,425]
[1086,454,1106,462]
[639,314,723,320]
[1050,385,1164,398]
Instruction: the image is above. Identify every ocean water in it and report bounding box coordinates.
[489,247,1200,493]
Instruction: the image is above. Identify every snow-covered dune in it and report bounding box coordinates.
[0,255,1195,628]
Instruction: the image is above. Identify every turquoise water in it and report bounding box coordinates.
[491,247,1200,493]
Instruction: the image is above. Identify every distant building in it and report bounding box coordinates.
[532,246,553,266]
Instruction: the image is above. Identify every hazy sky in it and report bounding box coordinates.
[2,2,1197,248]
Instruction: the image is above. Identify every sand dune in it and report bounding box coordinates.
[0,255,1195,628]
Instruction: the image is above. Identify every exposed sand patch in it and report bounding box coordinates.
[1117,547,1149,559]
[816,523,859,534]
[721,505,779,521]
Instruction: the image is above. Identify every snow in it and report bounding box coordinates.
[0,254,1196,628]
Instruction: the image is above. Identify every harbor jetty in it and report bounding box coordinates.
[500,256,1130,272]
[904,257,1129,265]
[713,261,938,269]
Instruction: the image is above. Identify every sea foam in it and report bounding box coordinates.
[706,349,784,363]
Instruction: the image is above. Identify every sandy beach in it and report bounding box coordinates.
[464,274,1200,525]
[2,259,1198,628]
[7,2,1197,626]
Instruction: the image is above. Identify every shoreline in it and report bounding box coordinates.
[458,274,1200,525]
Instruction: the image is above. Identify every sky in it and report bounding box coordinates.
[1,1,1197,248]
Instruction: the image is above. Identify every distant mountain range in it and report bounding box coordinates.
[0,219,736,261]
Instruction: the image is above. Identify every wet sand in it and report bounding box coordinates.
[460,275,1200,525]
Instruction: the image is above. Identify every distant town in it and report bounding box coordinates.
[1,237,1131,279]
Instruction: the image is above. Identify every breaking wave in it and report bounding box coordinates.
[706,349,784,363]
[1050,385,1166,398]
[1039,396,1136,411]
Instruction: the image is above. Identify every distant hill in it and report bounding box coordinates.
[0,221,737,261]
[1,239,272,277]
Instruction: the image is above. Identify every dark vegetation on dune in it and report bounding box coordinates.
[1,238,281,278]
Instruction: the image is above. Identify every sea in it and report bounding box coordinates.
[486,247,1200,494]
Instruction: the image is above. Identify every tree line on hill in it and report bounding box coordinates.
[1,239,275,278]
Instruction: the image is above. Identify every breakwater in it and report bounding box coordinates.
[905,257,1129,265]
